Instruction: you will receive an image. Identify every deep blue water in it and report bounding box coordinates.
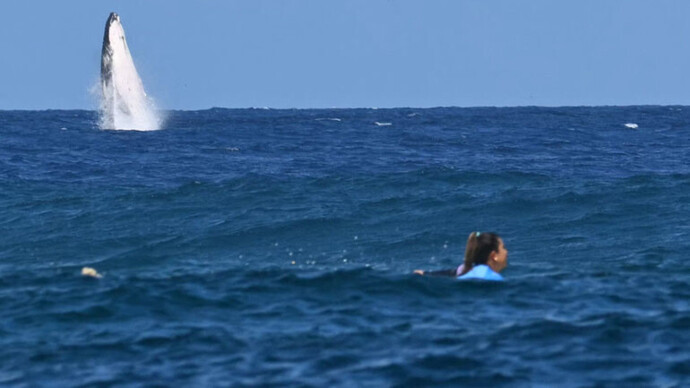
[1,107,689,387]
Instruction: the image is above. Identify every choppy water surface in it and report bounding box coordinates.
[1,107,688,387]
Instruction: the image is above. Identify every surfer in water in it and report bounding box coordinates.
[414,232,508,281]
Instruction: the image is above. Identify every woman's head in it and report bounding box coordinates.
[463,232,508,273]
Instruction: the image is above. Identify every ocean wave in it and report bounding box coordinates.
[1,107,689,385]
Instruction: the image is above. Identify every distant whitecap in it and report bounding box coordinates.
[374,122,392,126]
[315,118,342,122]
[624,123,639,129]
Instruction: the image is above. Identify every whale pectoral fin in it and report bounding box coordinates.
[117,101,132,115]
[114,90,132,115]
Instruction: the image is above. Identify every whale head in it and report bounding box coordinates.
[106,12,120,27]
[102,12,127,58]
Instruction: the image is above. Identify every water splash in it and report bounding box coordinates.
[100,13,161,131]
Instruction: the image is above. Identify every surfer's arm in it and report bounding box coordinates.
[413,269,457,277]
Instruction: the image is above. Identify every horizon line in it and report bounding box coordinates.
[1,103,688,112]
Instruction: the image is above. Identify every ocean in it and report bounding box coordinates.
[1,107,688,387]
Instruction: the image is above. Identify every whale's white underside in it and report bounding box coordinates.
[100,13,160,131]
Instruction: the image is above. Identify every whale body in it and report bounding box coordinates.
[100,12,160,130]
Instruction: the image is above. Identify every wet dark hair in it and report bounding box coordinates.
[460,232,501,275]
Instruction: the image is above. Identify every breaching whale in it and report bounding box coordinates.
[100,12,160,130]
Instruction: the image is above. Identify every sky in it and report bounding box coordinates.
[1,0,689,110]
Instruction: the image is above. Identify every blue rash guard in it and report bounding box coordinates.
[457,265,504,281]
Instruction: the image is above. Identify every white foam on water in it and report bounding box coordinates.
[624,123,639,129]
[100,13,161,131]
[374,122,392,126]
